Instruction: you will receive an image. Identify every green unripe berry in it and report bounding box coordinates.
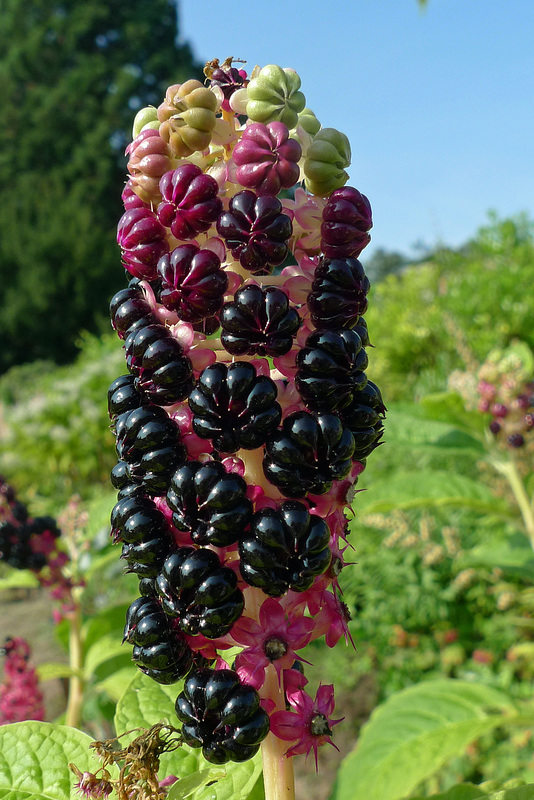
[247,64,306,129]
[303,127,351,196]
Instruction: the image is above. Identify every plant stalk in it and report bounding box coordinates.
[494,457,534,549]
[65,590,84,728]
[236,445,295,800]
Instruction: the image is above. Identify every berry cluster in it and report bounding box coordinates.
[110,57,386,767]
[0,476,68,580]
[478,374,534,450]
[0,637,45,724]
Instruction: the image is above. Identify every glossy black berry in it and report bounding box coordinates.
[220,284,300,357]
[216,190,292,274]
[124,322,194,406]
[263,411,355,498]
[114,405,187,495]
[108,374,145,420]
[295,329,368,412]
[340,380,386,460]
[308,257,370,330]
[189,362,281,454]
[166,461,252,547]
[110,286,155,340]
[156,547,244,639]
[239,501,331,596]
[175,667,269,763]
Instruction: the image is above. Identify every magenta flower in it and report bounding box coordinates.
[270,684,343,767]
[232,598,315,688]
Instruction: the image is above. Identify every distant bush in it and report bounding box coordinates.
[366,213,534,401]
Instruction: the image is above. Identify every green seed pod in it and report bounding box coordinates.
[297,108,321,137]
[303,127,351,196]
[132,107,159,139]
[246,64,306,129]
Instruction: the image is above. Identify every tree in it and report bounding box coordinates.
[0,0,203,371]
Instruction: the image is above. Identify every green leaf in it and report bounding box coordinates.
[95,666,138,703]
[383,409,485,454]
[83,635,130,679]
[0,720,109,800]
[166,769,227,800]
[421,392,487,435]
[411,782,488,799]
[458,540,534,579]
[0,571,40,591]
[331,679,517,800]
[486,788,534,800]
[115,672,263,800]
[36,662,78,682]
[355,470,512,517]
[82,603,131,656]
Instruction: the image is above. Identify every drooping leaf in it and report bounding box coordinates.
[166,769,228,800]
[383,409,484,454]
[330,679,517,800]
[36,662,79,682]
[0,720,109,800]
[411,782,488,799]
[94,666,138,703]
[83,635,130,679]
[354,469,512,518]
[420,393,486,436]
[115,672,263,800]
[0,570,39,591]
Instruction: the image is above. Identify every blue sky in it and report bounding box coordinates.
[179,0,533,257]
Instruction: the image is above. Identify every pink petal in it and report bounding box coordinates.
[259,598,286,631]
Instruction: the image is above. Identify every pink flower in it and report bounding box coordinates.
[270,684,343,767]
[232,598,315,688]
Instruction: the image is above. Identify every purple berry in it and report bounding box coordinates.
[232,122,302,196]
[216,190,292,274]
[308,257,370,330]
[220,284,300,357]
[321,186,372,260]
[157,244,228,322]
[117,207,169,281]
[157,164,222,240]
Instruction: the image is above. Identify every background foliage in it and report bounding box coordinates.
[0,0,202,372]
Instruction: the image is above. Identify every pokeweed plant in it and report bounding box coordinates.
[104,57,384,800]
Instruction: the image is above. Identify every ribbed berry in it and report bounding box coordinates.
[108,374,145,420]
[340,380,386,460]
[321,186,372,260]
[220,284,300,357]
[110,286,156,340]
[308,258,370,330]
[263,411,355,498]
[216,191,292,274]
[189,362,281,454]
[232,121,302,196]
[117,207,170,281]
[125,323,194,405]
[156,547,244,638]
[208,62,247,110]
[157,244,228,322]
[157,165,222,240]
[175,667,269,763]
[167,461,252,547]
[114,405,187,495]
[239,502,331,596]
[295,329,368,412]
[125,596,194,683]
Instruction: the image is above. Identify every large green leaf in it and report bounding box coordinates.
[83,635,130,679]
[0,720,108,800]
[414,786,534,800]
[115,672,263,800]
[411,783,487,799]
[330,680,517,800]
[354,470,512,517]
[420,393,487,436]
[0,571,39,591]
[384,409,484,454]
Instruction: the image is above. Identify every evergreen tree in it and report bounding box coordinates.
[0,0,203,371]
